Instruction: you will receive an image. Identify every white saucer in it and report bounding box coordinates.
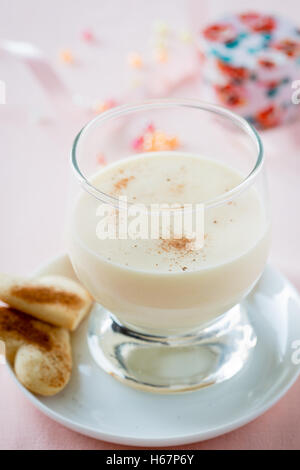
[7,254,300,447]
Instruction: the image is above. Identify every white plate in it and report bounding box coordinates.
[6,254,300,447]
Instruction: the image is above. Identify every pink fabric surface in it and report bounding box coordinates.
[0,0,300,450]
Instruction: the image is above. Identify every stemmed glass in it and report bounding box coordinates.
[68,99,270,393]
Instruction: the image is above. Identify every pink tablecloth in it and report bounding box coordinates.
[0,0,300,450]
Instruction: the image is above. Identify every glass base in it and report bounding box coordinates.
[87,303,257,393]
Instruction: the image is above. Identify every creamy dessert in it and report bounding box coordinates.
[68,152,269,333]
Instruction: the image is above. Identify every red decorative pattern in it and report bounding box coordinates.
[214,84,246,107]
[255,105,281,128]
[239,12,276,33]
[203,23,236,43]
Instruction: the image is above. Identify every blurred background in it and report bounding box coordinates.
[0,0,299,290]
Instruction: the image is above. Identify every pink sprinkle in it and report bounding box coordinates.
[82,29,94,42]
[132,136,144,150]
[146,123,155,133]
[97,153,107,165]
[105,99,117,108]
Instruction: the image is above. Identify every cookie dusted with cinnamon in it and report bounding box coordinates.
[0,307,72,396]
[0,274,93,331]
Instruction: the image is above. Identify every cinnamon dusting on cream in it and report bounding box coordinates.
[113,175,135,192]
[160,237,194,253]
